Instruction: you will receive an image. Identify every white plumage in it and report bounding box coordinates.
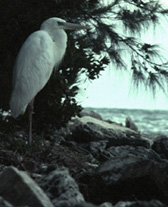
[10,17,90,144]
[10,18,67,117]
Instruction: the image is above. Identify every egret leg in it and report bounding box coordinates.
[28,99,34,146]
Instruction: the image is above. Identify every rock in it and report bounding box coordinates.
[99,202,113,207]
[0,196,13,207]
[97,151,168,193]
[79,150,168,204]
[85,141,109,162]
[97,156,159,184]
[152,135,168,159]
[77,143,156,164]
[38,167,85,207]
[125,116,139,132]
[80,109,103,120]
[114,200,168,207]
[70,116,138,134]
[106,146,166,164]
[2,113,168,207]
[106,135,149,148]
[96,155,168,201]
[0,166,54,207]
[71,202,99,207]
[68,116,149,148]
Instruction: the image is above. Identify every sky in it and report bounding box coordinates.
[77,0,168,110]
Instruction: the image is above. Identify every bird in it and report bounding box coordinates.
[10,17,90,145]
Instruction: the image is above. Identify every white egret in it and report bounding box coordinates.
[10,17,90,145]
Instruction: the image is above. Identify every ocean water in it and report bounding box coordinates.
[85,108,168,135]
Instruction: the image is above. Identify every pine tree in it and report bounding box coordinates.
[0,0,168,131]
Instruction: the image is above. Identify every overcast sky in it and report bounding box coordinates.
[77,0,168,110]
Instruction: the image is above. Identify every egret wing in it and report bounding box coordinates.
[10,31,56,118]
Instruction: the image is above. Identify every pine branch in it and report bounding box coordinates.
[127,0,165,14]
[132,68,146,89]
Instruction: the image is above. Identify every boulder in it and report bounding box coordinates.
[80,109,103,120]
[68,116,149,148]
[69,116,138,134]
[125,116,139,132]
[0,166,54,207]
[0,196,13,207]
[97,155,166,186]
[106,146,166,164]
[38,167,85,207]
[84,140,109,162]
[96,154,168,201]
[114,200,168,207]
[99,202,113,207]
[78,148,168,204]
[152,135,168,159]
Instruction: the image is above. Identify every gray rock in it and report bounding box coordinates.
[106,146,166,164]
[97,155,168,197]
[72,202,99,207]
[152,135,168,159]
[69,116,139,137]
[78,142,168,203]
[0,196,13,207]
[68,116,149,148]
[114,200,167,207]
[0,166,54,207]
[80,109,103,120]
[125,116,139,132]
[99,202,113,207]
[85,141,109,161]
[38,167,84,207]
[97,156,154,182]
[78,143,157,163]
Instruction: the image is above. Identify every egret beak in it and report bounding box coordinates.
[63,22,91,30]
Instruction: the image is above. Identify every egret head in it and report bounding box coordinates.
[40,17,91,31]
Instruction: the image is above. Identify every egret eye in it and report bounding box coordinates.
[57,21,64,26]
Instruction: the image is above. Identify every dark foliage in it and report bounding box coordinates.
[0,0,168,131]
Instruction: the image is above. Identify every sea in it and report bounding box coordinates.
[85,108,168,136]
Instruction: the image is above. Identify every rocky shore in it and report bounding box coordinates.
[0,109,168,207]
